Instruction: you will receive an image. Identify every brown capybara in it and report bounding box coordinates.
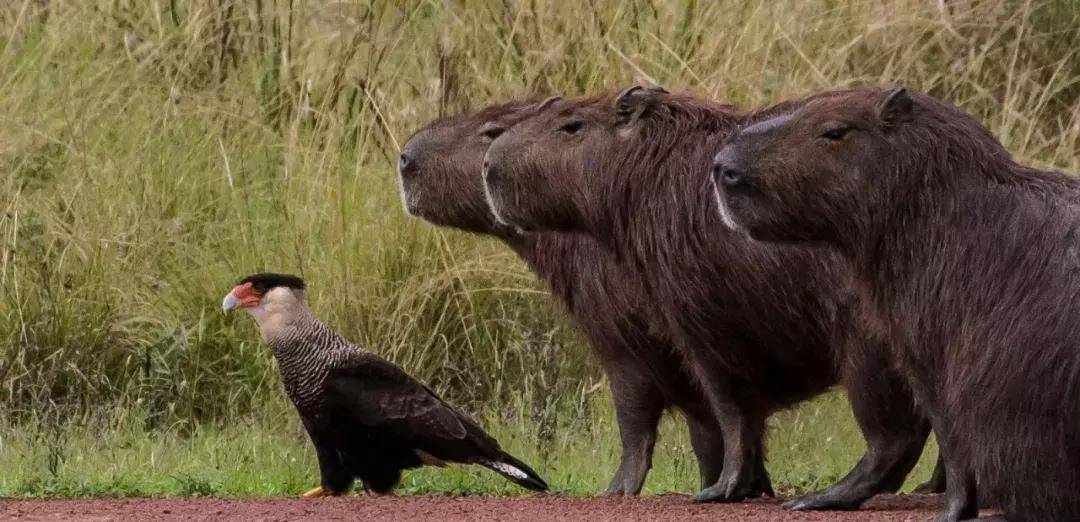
[398,99,732,496]
[482,87,942,508]
[713,85,1080,521]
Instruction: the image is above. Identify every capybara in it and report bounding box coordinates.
[482,87,941,508]
[398,99,730,496]
[713,85,1080,521]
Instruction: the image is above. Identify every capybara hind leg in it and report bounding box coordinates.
[786,355,930,510]
[601,373,664,496]
[913,453,947,493]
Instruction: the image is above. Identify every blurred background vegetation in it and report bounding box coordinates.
[1,0,1078,497]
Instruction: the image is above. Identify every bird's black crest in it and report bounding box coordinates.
[238,273,306,293]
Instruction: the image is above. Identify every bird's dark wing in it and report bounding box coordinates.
[323,351,500,459]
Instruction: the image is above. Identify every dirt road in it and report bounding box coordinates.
[1,493,988,521]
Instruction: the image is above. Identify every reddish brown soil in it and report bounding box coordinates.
[0,494,1001,521]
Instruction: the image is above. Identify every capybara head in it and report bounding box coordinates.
[483,85,693,234]
[712,86,922,245]
[398,98,559,234]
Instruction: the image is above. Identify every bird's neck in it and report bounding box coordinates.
[250,300,315,351]
[261,306,359,362]
[255,306,347,412]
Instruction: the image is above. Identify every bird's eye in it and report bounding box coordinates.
[820,127,851,141]
[559,121,584,135]
[482,127,504,140]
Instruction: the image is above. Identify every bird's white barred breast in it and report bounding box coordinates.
[270,316,359,415]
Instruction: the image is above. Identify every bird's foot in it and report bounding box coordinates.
[302,486,342,498]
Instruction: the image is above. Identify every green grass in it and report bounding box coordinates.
[0,391,939,497]
[0,0,1072,498]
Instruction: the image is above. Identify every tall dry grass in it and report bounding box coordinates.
[0,0,1077,448]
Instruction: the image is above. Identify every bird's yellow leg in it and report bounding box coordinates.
[302,486,340,498]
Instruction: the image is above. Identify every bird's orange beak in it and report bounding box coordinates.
[222,282,262,312]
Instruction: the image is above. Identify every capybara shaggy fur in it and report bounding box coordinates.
[713,85,1080,521]
[482,87,940,508]
[399,100,728,496]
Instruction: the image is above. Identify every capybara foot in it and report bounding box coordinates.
[752,470,775,499]
[914,457,947,494]
[302,486,343,498]
[932,515,990,522]
[600,485,636,497]
[782,493,862,511]
[933,503,979,522]
[693,483,746,503]
[913,476,946,494]
[600,482,639,497]
[601,472,645,497]
[691,477,770,503]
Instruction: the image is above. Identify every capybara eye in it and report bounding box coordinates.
[482,127,504,140]
[820,127,851,141]
[559,121,585,135]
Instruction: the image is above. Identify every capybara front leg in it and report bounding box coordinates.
[786,352,930,510]
[690,378,770,503]
[601,370,665,496]
[684,404,725,490]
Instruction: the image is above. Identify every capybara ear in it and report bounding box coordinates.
[879,86,913,125]
[536,95,562,111]
[615,84,669,123]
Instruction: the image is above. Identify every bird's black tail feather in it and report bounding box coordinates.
[484,452,549,492]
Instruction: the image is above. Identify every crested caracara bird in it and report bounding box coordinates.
[222,273,549,497]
